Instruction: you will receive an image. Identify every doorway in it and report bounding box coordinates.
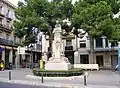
[111,55,118,69]
[96,55,104,67]
[80,54,89,64]
[5,49,10,69]
[64,51,74,64]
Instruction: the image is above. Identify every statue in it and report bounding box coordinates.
[45,22,71,70]
[55,20,61,27]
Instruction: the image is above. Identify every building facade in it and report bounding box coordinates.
[42,29,119,70]
[0,0,20,69]
[17,32,42,68]
[73,30,119,69]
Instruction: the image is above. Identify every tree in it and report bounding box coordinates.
[13,0,49,45]
[72,0,120,63]
[13,0,73,60]
[13,0,73,49]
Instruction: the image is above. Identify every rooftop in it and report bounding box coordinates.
[1,0,17,9]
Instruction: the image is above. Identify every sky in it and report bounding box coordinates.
[8,0,24,6]
[8,0,77,6]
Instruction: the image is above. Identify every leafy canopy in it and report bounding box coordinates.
[72,0,120,40]
[13,0,73,45]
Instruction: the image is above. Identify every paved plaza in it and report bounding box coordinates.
[0,69,120,88]
[0,82,58,88]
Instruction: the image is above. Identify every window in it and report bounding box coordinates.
[96,38,103,48]
[105,38,108,47]
[0,31,2,37]
[6,10,10,17]
[6,34,9,40]
[0,18,2,24]
[66,40,72,46]
[14,36,17,42]
[6,20,10,29]
[80,40,86,48]
[0,6,2,12]
[111,41,118,47]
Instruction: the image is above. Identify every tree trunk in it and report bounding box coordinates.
[90,37,95,64]
[47,26,53,60]
[47,34,53,60]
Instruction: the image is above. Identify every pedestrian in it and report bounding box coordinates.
[0,60,4,71]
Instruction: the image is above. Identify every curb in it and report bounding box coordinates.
[25,75,84,80]
[25,72,89,80]
[0,78,86,88]
[0,78,118,88]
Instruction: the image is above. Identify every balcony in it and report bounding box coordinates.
[0,38,18,47]
[26,44,42,52]
[0,38,20,47]
[87,46,119,53]
[65,46,73,51]
[0,23,12,33]
[94,47,111,52]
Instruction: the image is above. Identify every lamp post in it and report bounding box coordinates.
[39,32,43,62]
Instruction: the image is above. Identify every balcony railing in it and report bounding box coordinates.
[0,38,19,46]
[65,46,73,51]
[26,44,42,52]
[0,23,12,33]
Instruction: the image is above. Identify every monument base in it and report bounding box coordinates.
[45,62,71,70]
[45,57,71,70]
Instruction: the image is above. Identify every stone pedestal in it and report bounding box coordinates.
[45,56,71,70]
[45,62,71,70]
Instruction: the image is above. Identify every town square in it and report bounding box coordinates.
[0,0,120,88]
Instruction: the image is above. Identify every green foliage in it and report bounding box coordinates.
[109,18,120,42]
[13,0,73,46]
[33,68,83,77]
[14,0,120,46]
[72,0,120,39]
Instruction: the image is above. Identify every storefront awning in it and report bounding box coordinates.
[0,45,5,48]
[5,46,12,50]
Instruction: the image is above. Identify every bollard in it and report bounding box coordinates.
[84,75,87,86]
[9,71,11,80]
[41,73,44,83]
